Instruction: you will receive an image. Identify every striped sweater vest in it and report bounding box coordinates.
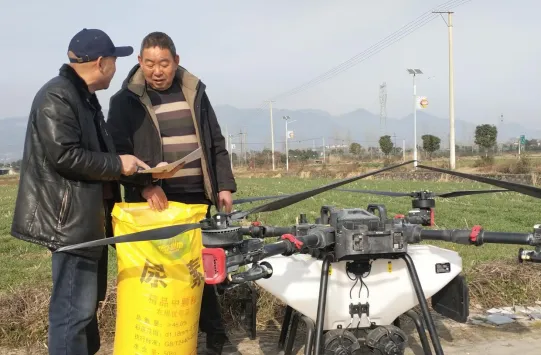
[146,81,204,194]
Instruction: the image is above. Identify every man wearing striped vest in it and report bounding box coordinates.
[107,32,236,355]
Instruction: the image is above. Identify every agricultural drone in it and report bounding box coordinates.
[57,161,541,355]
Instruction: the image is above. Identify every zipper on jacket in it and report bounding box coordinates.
[58,183,71,227]
[141,104,164,186]
[140,90,164,163]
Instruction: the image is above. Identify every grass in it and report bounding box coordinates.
[3,176,538,292]
[2,175,541,347]
[0,183,118,291]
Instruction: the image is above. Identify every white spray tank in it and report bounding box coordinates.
[255,245,462,330]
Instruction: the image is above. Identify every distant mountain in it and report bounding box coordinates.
[2,106,539,160]
[209,105,541,152]
[0,117,27,163]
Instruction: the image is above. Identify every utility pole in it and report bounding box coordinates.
[228,133,233,170]
[283,115,296,171]
[265,100,276,170]
[323,137,326,162]
[402,139,406,162]
[225,125,229,155]
[239,129,244,166]
[244,130,248,164]
[433,10,456,170]
[498,114,504,153]
[407,68,423,168]
[379,82,387,136]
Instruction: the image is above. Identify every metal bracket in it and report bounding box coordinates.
[349,302,370,317]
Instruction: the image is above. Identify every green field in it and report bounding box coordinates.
[1,176,540,292]
[2,176,541,347]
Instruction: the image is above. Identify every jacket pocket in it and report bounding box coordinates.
[58,183,72,227]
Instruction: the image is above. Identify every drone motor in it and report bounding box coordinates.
[406,192,436,227]
[201,212,244,247]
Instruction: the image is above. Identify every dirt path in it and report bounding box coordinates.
[5,312,540,355]
[209,313,541,355]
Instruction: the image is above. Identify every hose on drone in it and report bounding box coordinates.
[227,234,320,267]
[225,232,322,284]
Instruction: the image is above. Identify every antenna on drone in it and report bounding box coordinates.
[379,82,387,136]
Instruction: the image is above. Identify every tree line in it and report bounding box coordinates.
[346,124,529,159]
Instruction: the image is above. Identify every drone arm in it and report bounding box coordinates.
[260,233,321,259]
[227,233,321,270]
[239,225,296,238]
[417,228,535,246]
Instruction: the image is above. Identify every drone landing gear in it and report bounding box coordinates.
[277,254,333,355]
[404,310,432,355]
[277,254,444,354]
[401,253,444,355]
[278,306,316,355]
[239,282,258,340]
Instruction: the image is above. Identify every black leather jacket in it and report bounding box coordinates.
[11,64,123,260]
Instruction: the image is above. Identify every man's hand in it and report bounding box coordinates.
[218,190,233,213]
[151,162,185,180]
[141,185,169,211]
[119,155,150,176]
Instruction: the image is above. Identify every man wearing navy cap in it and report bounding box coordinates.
[11,28,173,355]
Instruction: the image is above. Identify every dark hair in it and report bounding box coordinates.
[140,32,177,57]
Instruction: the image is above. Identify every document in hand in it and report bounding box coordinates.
[136,147,202,174]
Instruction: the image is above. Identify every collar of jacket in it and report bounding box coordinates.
[123,64,206,97]
[59,64,102,111]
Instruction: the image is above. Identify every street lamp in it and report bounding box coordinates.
[407,68,423,167]
[283,115,296,171]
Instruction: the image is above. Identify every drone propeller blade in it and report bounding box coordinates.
[55,223,202,252]
[335,187,508,199]
[417,164,541,199]
[233,195,290,204]
[436,189,509,198]
[230,160,415,220]
[334,188,413,197]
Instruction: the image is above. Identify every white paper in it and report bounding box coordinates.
[137,148,201,174]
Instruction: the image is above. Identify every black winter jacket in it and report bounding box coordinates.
[11,64,123,260]
[106,64,236,207]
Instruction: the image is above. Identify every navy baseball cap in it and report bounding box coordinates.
[67,28,133,63]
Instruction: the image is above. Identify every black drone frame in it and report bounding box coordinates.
[232,220,541,355]
[55,160,541,355]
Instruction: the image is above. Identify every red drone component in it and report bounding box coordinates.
[470,225,482,243]
[281,234,304,250]
[202,248,227,285]
[394,214,405,219]
[430,208,435,227]
[251,221,261,226]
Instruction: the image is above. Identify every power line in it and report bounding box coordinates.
[241,0,472,161]
[254,0,471,112]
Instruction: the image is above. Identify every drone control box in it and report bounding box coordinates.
[321,205,407,261]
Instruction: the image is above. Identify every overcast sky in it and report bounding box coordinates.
[1,0,539,127]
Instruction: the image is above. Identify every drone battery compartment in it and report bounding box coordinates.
[332,206,407,261]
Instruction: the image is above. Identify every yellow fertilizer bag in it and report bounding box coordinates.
[111,201,208,355]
